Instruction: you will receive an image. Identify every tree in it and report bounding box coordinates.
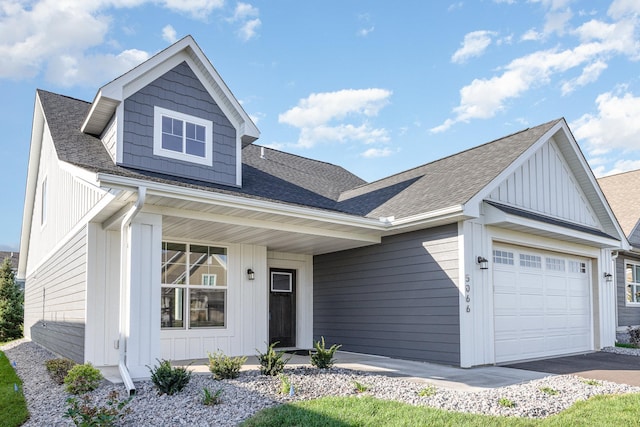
[0,257,23,341]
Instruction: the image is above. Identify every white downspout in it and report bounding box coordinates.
[612,250,619,336]
[119,186,146,395]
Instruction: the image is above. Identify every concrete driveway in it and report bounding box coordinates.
[504,352,640,386]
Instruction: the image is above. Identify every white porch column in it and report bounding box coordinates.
[125,212,162,378]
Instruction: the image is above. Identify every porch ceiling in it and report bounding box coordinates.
[145,194,383,255]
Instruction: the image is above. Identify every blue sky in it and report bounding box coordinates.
[1,0,640,251]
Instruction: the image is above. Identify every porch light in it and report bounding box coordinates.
[477,256,489,270]
[247,268,255,281]
[604,272,613,282]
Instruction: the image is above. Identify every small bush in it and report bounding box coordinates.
[147,359,192,395]
[539,386,559,395]
[310,336,341,369]
[256,342,290,376]
[202,387,223,406]
[581,378,601,386]
[207,350,247,380]
[45,358,77,385]
[64,390,131,426]
[353,380,369,393]
[64,363,103,394]
[628,326,640,347]
[417,385,437,397]
[498,397,515,408]
[279,374,292,395]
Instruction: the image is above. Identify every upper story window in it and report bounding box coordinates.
[153,106,213,166]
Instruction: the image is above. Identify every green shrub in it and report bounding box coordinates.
[539,386,559,395]
[202,387,223,406]
[45,358,77,385]
[207,350,247,380]
[417,385,437,397]
[310,336,341,369]
[64,363,103,394]
[0,258,23,342]
[64,390,132,426]
[498,397,515,408]
[279,374,292,395]
[628,326,640,347]
[256,342,290,376]
[147,359,191,395]
[353,380,369,393]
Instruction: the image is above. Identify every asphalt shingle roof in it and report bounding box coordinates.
[598,169,640,242]
[38,89,560,221]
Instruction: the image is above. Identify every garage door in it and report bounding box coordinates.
[493,244,592,363]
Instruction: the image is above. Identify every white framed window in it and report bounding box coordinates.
[545,257,565,272]
[569,260,587,274]
[493,250,514,265]
[626,261,640,305]
[153,106,213,166]
[41,177,47,226]
[520,254,542,269]
[160,242,228,329]
[271,271,293,293]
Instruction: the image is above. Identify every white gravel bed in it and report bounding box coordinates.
[3,339,640,426]
[601,345,640,356]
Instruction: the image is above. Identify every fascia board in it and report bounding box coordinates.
[385,205,466,231]
[96,173,387,231]
[18,92,46,279]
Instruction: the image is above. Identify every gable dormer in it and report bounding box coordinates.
[81,36,259,187]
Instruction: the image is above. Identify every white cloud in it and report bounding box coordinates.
[561,60,607,94]
[571,91,640,156]
[0,0,224,85]
[521,29,543,41]
[357,26,375,37]
[432,9,640,133]
[228,2,261,41]
[162,24,177,43]
[608,0,640,20]
[279,89,392,148]
[592,159,640,177]
[361,147,394,158]
[451,30,497,64]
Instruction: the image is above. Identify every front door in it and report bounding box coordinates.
[269,268,296,347]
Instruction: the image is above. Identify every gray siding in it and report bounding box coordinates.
[24,226,87,363]
[617,252,640,328]
[313,224,460,365]
[122,61,237,185]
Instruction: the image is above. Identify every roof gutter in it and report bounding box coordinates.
[118,186,146,396]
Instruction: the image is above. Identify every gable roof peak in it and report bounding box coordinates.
[80,35,259,145]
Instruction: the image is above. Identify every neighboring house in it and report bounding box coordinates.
[18,36,625,390]
[598,170,640,331]
[0,251,23,290]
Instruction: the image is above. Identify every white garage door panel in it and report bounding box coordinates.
[493,244,592,363]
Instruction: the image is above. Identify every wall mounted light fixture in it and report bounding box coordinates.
[477,256,489,270]
[247,268,255,281]
[603,272,613,282]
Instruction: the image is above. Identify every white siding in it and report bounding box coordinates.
[26,126,106,277]
[24,226,87,362]
[487,138,599,228]
[101,115,117,162]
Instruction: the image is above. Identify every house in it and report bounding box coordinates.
[598,170,640,331]
[18,36,625,391]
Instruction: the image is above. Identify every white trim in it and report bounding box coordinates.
[623,258,640,307]
[270,271,293,293]
[40,176,47,227]
[153,106,213,166]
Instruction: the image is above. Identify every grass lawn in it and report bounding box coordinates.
[242,393,640,427]
[0,350,29,427]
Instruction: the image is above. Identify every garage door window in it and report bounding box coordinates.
[493,250,514,265]
[625,262,640,305]
[569,260,586,273]
[520,254,541,269]
[546,257,565,272]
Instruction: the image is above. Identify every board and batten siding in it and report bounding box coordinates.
[616,253,640,328]
[313,224,460,365]
[24,226,88,363]
[121,61,237,186]
[487,138,599,228]
[101,115,117,162]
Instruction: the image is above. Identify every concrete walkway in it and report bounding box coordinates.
[102,351,550,392]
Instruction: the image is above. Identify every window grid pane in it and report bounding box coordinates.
[545,257,565,272]
[627,263,640,303]
[520,254,542,269]
[493,250,514,265]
